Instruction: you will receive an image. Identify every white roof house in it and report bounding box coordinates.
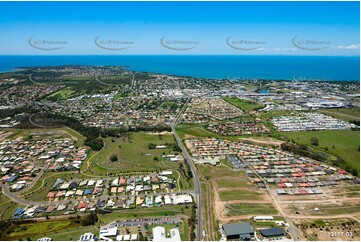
[111,178,119,187]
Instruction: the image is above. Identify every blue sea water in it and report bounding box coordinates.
[0,55,359,81]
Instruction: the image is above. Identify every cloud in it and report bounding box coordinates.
[267,48,298,51]
[334,44,360,50]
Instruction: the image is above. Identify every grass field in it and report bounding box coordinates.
[223,97,264,113]
[176,123,255,140]
[198,164,247,180]
[216,177,251,189]
[87,132,182,175]
[219,189,262,201]
[0,193,12,219]
[48,88,76,100]
[282,130,360,172]
[31,225,99,241]
[319,108,360,122]
[13,205,191,240]
[97,205,192,225]
[176,123,220,139]
[226,203,278,216]
[305,203,360,216]
[8,221,72,238]
[0,193,20,220]
[29,216,189,241]
[21,172,86,201]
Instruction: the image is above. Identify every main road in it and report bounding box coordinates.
[172,97,203,241]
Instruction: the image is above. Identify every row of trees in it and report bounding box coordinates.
[15,111,104,150]
[188,204,197,241]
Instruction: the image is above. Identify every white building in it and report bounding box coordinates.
[100,227,118,237]
[172,194,193,205]
[152,226,181,242]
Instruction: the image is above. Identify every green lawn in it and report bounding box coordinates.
[282,130,360,172]
[226,203,279,216]
[223,97,264,113]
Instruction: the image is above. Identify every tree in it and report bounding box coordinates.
[81,212,98,226]
[85,138,104,151]
[310,137,319,146]
[148,143,156,149]
[153,156,159,161]
[110,154,118,162]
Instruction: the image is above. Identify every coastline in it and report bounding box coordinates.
[0,55,359,82]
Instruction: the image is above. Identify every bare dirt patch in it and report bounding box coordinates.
[238,136,284,147]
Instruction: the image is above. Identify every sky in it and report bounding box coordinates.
[0,1,359,55]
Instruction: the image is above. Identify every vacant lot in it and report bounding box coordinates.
[176,123,221,139]
[219,189,262,201]
[223,97,264,113]
[89,132,181,175]
[283,130,360,172]
[216,178,252,189]
[320,108,360,122]
[226,203,278,216]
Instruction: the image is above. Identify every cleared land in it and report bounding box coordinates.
[226,203,278,216]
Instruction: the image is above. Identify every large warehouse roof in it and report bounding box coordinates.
[222,222,254,236]
[260,228,285,237]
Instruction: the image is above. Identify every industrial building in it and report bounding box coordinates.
[222,222,255,240]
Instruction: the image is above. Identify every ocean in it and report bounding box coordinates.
[0,55,359,81]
